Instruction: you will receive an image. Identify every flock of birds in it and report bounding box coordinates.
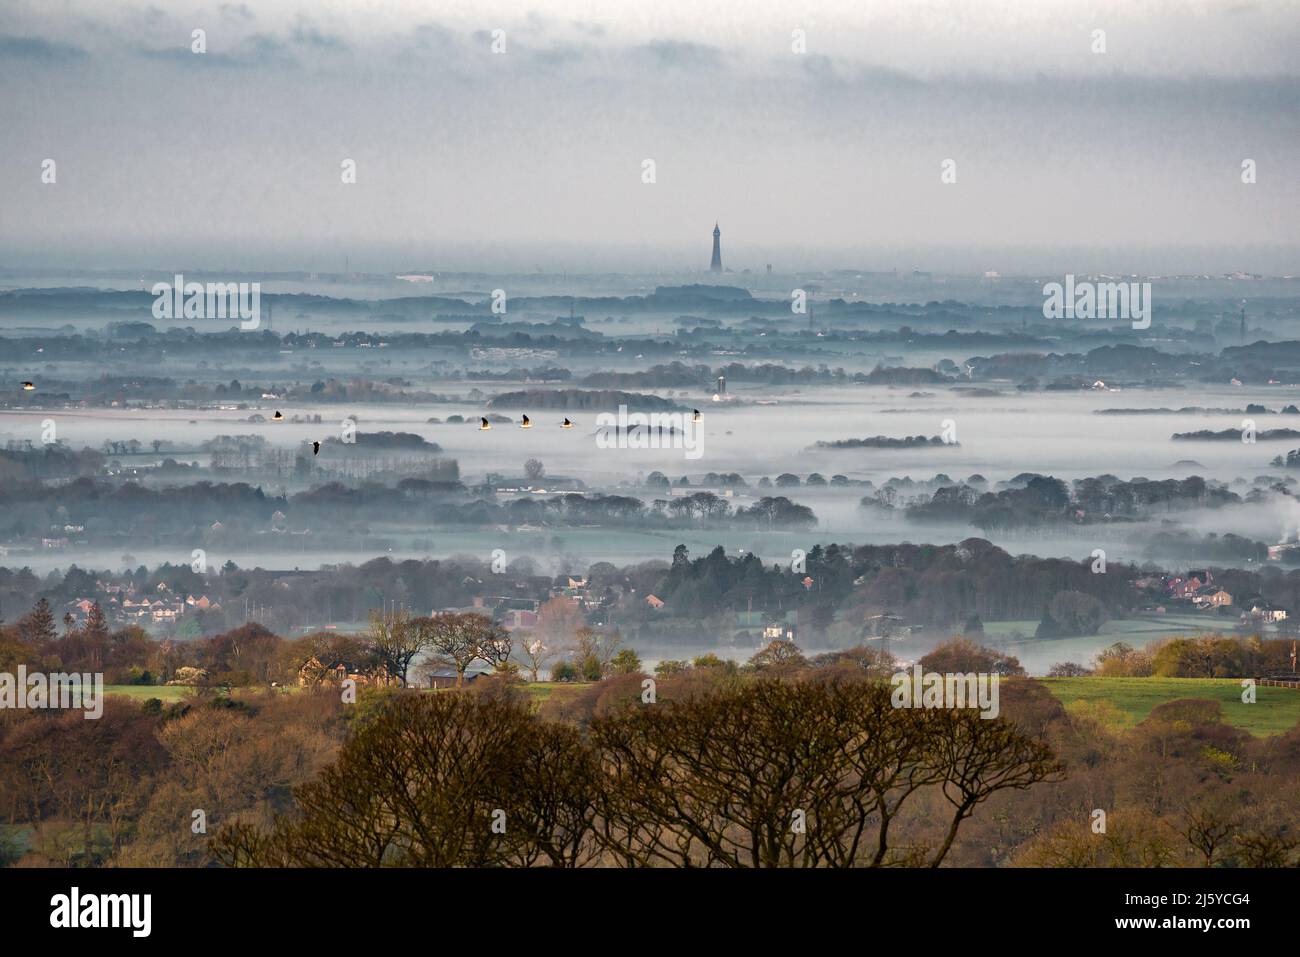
[17,381,703,458]
[477,414,575,431]
[256,408,712,455]
[475,410,703,431]
[275,409,704,453]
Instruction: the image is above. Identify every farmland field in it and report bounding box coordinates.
[517,681,594,703]
[987,614,1251,676]
[1040,676,1300,736]
[103,685,196,702]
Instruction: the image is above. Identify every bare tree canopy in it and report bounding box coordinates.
[213,678,1060,868]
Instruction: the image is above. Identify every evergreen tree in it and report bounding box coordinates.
[85,602,110,642]
[22,597,56,644]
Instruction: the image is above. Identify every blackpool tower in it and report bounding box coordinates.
[710,222,722,272]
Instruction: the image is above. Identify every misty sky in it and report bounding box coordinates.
[1,0,1297,273]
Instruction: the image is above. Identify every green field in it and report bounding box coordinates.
[984,613,1233,643]
[1040,676,1300,736]
[517,681,593,702]
[978,619,1041,639]
[103,685,194,702]
[981,613,1248,675]
[423,681,595,704]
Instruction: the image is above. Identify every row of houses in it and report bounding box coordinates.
[1137,569,1289,623]
[119,593,221,623]
[1138,569,1233,609]
[65,589,221,625]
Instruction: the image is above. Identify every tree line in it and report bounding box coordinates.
[211,676,1060,868]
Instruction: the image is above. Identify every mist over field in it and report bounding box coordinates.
[5,268,1300,678]
[3,0,1300,889]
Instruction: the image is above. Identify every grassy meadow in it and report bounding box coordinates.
[1040,676,1300,737]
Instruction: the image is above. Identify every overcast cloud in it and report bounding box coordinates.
[1,0,1296,273]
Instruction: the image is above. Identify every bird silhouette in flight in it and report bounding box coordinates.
[479,417,492,431]
[520,414,532,429]
[561,418,573,429]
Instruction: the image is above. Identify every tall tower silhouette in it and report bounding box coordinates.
[710,223,722,273]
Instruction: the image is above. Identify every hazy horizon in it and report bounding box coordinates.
[3,0,1298,273]
[3,240,1299,278]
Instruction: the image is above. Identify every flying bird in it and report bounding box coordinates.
[20,382,35,391]
[520,414,532,429]
[312,441,320,455]
[561,418,573,429]
[479,417,491,431]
